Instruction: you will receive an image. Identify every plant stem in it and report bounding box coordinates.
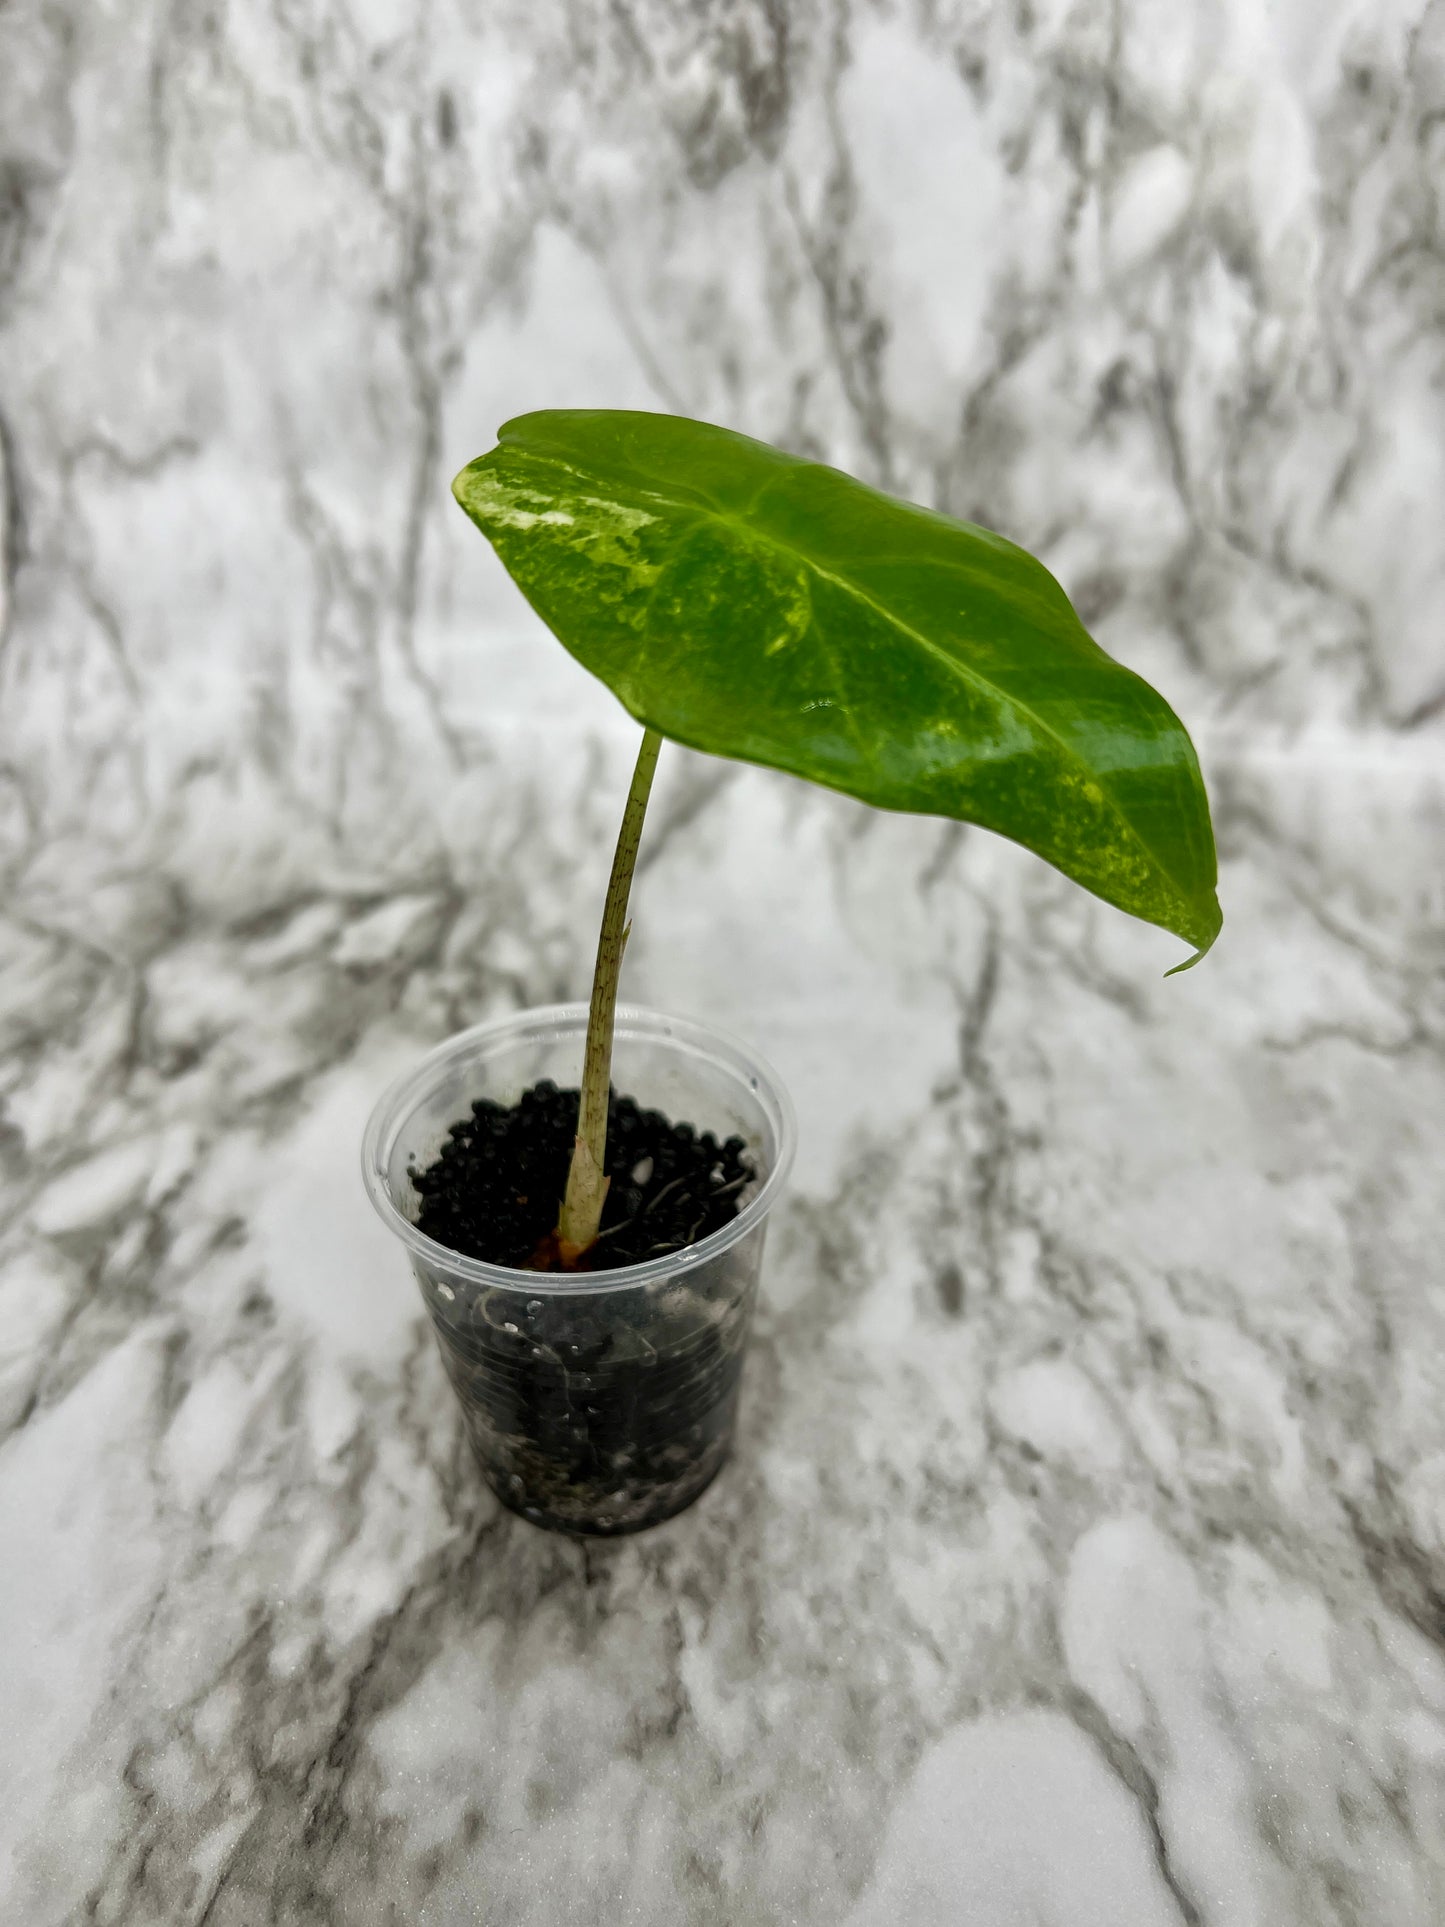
[555,726,663,1259]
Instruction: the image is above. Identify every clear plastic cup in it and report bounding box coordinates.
[361,1004,796,1535]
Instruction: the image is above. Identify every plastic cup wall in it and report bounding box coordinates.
[362,1005,796,1533]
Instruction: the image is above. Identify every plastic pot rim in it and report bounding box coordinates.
[361,1001,798,1297]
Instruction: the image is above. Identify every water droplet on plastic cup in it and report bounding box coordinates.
[526,1299,543,1318]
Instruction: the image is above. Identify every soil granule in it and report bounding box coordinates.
[410,1080,756,1271]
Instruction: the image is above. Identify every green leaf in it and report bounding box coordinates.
[453,410,1222,965]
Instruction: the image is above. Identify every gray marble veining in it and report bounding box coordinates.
[2,2,1444,1922]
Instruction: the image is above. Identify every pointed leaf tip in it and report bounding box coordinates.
[1163,903,1223,977]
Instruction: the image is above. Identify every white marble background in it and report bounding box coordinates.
[3,1,1445,1921]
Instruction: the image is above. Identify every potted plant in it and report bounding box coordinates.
[362,409,1220,1537]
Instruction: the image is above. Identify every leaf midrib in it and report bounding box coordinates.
[507,448,1199,910]
[716,511,1190,908]
[793,543,1186,901]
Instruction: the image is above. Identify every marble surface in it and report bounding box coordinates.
[3,0,1445,1921]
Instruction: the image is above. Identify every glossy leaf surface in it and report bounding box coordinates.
[454,410,1221,963]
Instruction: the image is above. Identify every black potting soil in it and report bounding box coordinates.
[409,1080,755,1272]
[407,1083,763,1534]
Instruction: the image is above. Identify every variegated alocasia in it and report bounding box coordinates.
[453,409,1222,1260]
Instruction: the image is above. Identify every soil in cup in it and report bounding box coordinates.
[409,1080,755,1272]
[406,1082,761,1533]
